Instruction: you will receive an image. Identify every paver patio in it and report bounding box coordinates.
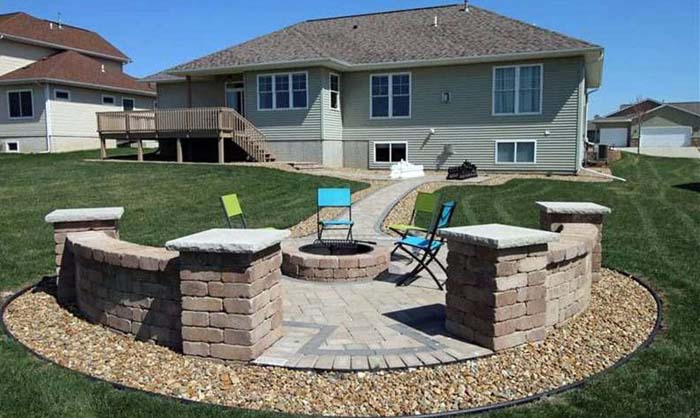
[256,175,492,370]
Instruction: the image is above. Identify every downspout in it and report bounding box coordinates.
[43,82,53,153]
[581,87,599,170]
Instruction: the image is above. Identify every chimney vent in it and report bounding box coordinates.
[463,0,470,12]
[433,15,438,27]
[49,22,53,29]
[100,64,105,73]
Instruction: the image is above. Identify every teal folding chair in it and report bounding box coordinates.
[394,201,456,290]
[317,188,354,241]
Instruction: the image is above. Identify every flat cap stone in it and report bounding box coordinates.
[536,202,611,215]
[439,224,559,249]
[165,228,290,254]
[45,207,124,223]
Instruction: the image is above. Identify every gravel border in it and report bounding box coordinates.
[1,269,661,417]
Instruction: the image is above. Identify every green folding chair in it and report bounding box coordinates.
[220,193,247,228]
[388,191,439,254]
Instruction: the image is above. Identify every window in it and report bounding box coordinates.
[496,141,536,164]
[371,73,411,118]
[7,90,33,119]
[257,72,308,110]
[54,89,71,101]
[122,97,135,111]
[374,142,407,163]
[329,73,340,110]
[493,64,542,115]
[102,95,116,105]
[4,141,19,153]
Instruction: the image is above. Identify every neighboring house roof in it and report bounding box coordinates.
[0,50,154,95]
[141,70,184,83]
[669,101,700,116]
[594,100,700,125]
[164,4,603,84]
[0,12,129,62]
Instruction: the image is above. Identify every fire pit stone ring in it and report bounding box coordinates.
[281,240,391,282]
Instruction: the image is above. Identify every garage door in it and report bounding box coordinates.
[599,128,628,147]
[641,127,692,147]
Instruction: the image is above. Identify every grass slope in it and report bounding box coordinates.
[1,152,699,417]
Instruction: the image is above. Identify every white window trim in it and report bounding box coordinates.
[53,89,71,101]
[122,97,136,111]
[4,141,20,153]
[494,140,537,164]
[256,71,309,111]
[492,64,543,116]
[373,141,409,164]
[102,94,116,105]
[7,89,34,120]
[369,72,412,120]
[329,72,340,111]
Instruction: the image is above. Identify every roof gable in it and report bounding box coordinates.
[0,50,153,95]
[0,12,128,62]
[170,4,601,73]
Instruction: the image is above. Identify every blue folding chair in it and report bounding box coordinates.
[317,188,354,242]
[394,201,456,290]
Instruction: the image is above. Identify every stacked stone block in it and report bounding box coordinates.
[281,242,390,282]
[166,229,289,362]
[67,231,182,349]
[537,202,611,282]
[45,207,124,304]
[440,225,559,351]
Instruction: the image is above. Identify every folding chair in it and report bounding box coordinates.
[394,201,456,290]
[388,191,439,255]
[220,193,247,228]
[317,188,354,242]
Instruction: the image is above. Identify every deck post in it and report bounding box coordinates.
[99,136,107,159]
[176,138,183,163]
[137,139,144,162]
[218,136,225,164]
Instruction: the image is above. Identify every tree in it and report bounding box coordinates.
[629,97,648,155]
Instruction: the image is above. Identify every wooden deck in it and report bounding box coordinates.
[96,107,275,163]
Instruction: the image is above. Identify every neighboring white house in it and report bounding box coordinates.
[0,12,155,153]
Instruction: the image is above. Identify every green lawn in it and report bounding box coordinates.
[1,151,699,417]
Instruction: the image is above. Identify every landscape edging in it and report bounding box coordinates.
[0,268,663,418]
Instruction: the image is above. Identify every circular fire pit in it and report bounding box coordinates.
[282,241,390,282]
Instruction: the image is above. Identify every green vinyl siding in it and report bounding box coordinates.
[341,57,584,172]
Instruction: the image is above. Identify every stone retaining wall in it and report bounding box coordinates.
[440,202,610,352]
[68,231,182,349]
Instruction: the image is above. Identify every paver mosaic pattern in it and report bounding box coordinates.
[255,254,492,370]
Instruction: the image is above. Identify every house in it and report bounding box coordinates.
[591,99,700,148]
[137,3,604,172]
[0,12,155,154]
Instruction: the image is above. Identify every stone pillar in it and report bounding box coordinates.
[439,224,559,352]
[537,202,611,282]
[45,207,124,304]
[166,228,289,362]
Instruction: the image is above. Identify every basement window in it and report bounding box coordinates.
[122,97,135,111]
[4,141,19,153]
[374,141,407,163]
[496,140,536,164]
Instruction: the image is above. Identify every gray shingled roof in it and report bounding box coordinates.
[141,70,184,82]
[670,102,700,115]
[169,4,600,73]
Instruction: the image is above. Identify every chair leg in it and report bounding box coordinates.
[396,247,429,286]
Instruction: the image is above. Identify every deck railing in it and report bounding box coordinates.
[96,107,273,162]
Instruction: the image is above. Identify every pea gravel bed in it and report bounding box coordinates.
[3,269,656,417]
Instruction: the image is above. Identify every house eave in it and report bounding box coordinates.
[0,77,155,96]
[166,47,604,82]
[0,32,131,63]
